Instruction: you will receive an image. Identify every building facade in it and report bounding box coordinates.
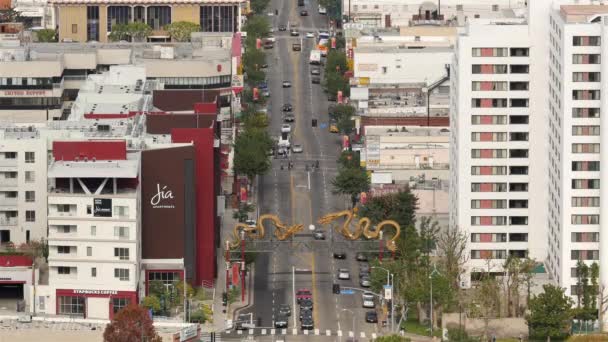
[50,0,246,43]
[46,140,139,319]
[450,20,541,286]
[0,128,48,245]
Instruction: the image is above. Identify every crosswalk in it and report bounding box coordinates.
[216,328,378,339]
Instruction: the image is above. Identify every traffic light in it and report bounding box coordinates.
[333,283,340,294]
[312,119,317,127]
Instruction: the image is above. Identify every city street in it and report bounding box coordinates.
[223,0,385,340]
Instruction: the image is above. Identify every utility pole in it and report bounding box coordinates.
[183,259,187,323]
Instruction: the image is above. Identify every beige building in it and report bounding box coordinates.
[50,0,246,43]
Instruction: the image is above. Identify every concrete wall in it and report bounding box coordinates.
[57,6,87,42]
[442,313,528,338]
[173,5,200,24]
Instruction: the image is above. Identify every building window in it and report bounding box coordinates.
[148,271,181,294]
[107,6,131,33]
[114,247,130,260]
[71,24,78,34]
[57,266,71,274]
[59,296,84,315]
[471,48,508,57]
[25,191,35,202]
[572,90,600,100]
[90,226,96,236]
[470,250,507,259]
[572,125,600,136]
[114,206,129,218]
[25,171,34,183]
[471,132,507,141]
[114,268,130,281]
[114,226,129,239]
[471,81,507,91]
[112,298,130,314]
[86,246,92,256]
[471,149,507,158]
[471,233,507,242]
[57,246,71,254]
[24,152,35,163]
[87,6,100,42]
[572,161,600,171]
[25,210,35,222]
[572,144,600,154]
[571,197,600,207]
[57,204,71,213]
[471,98,507,108]
[59,225,71,233]
[573,54,601,64]
[510,48,529,57]
[571,250,599,260]
[572,36,600,46]
[471,115,507,125]
[571,232,600,242]
[572,179,600,189]
[471,65,507,74]
[573,72,601,82]
[471,216,507,226]
[86,205,92,214]
[572,108,600,118]
[471,166,507,176]
[471,200,507,209]
[91,267,97,277]
[571,215,600,225]
[471,183,507,192]
[147,6,171,30]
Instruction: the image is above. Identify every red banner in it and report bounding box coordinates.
[256,38,262,49]
[232,263,239,285]
[360,192,368,205]
[342,135,350,149]
[253,87,259,101]
[331,37,336,49]
[240,187,247,202]
[337,91,343,104]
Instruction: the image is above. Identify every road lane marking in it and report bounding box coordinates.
[337,330,343,337]
[249,329,254,335]
[311,252,319,326]
[314,329,319,335]
[326,330,331,336]
[237,330,242,335]
[282,328,287,335]
[304,330,309,335]
[349,331,354,338]
[271,329,276,335]
[360,332,366,338]
[372,333,378,339]
[292,328,298,335]
[262,329,267,335]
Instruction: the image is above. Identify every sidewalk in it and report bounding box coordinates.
[203,203,255,333]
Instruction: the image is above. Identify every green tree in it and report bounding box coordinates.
[233,202,255,222]
[165,21,200,42]
[332,166,370,208]
[0,8,23,24]
[103,304,162,342]
[242,48,267,86]
[243,15,270,47]
[126,22,151,42]
[329,104,355,133]
[359,189,418,229]
[318,0,341,20]
[175,280,195,302]
[141,295,161,313]
[325,50,348,75]
[526,284,574,341]
[35,29,57,42]
[250,0,271,14]
[108,24,130,42]
[473,275,501,340]
[324,71,350,100]
[337,150,360,169]
[233,129,272,183]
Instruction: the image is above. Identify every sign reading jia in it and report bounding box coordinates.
[150,183,175,209]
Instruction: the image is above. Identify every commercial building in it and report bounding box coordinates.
[46,140,140,319]
[450,18,543,286]
[341,0,526,28]
[50,0,246,43]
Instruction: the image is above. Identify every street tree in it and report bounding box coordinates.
[141,295,161,313]
[435,225,468,291]
[374,335,411,342]
[332,165,370,208]
[318,0,341,20]
[103,304,162,342]
[337,150,360,169]
[165,21,200,42]
[108,24,130,42]
[325,50,348,75]
[0,8,22,23]
[526,284,574,341]
[243,15,270,47]
[243,48,266,86]
[359,189,418,229]
[329,104,355,133]
[324,71,349,100]
[35,29,57,42]
[233,129,272,183]
[473,275,501,340]
[250,0,271,14]
[233,202,255,222]
[126,22,152,42]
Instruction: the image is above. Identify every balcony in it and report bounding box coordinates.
[0,179,18,187]
[48,210,77,218]
[0,159,17,168]
[0,197,18,208]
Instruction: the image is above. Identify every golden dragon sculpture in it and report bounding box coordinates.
[229,214,303,248]
[317,210,401,252]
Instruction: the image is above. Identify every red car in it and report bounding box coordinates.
[296,288,312,303]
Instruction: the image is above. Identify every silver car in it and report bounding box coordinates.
[292,144,303,153]
[338,268,350,280]
[360,276,371,287]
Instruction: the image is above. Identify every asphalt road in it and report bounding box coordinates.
[229,0,385,340]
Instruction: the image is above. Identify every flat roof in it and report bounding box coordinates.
[354,45,452,54]
[560,5,608,23]
[48,152,139,178]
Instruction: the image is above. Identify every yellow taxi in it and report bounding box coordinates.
[329,120,339,133]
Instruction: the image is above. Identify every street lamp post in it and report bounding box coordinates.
[372,266,392,332]
[341,308,356,339]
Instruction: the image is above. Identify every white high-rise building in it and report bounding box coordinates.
[450,16,549,287]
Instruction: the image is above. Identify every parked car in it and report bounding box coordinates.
[283,114,295,122]
[333,251,346,259]
[282,103,293,112]
[355,253,368,261]
[279,304,291,316]
[360,276,371,287]
[283,81,292,87]
[311,68,321,75]
[275,315,289,328]
[300,299,313,310]
[301,317,314,330]
[313,230,325,240]
[279,25,287,31]
[281,124,292,133]
[312,77,321,84]
[362,298,375,308]
[292,144,303,153]
[300,10,308,16]
[359,263,370,273]
[292,43,301,51]
[290,29,300,37]
[262,90,271,97]
[362,292,375,301]
[296,289,312,303]
[365,311,378,323]
[337,268,350,280]
[306,32,315,38]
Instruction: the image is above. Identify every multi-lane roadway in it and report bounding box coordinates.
[221,0,386,340]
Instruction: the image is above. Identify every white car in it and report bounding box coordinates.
[362,292,374,301]
[337,268,350,280]
[306,32,315,38]
[282,81,292,88]
[245,219,256,228]
[292,144,303,153]
[263,90,271,97]
[362,299,375,308]
[281,124,292,133]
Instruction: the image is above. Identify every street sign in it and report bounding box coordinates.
[340,289,354,295]
[383,285,392,300]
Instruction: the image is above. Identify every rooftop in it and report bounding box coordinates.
[365,125,450,138]
[354,45,452,54]
[48,152,139,179]
[49,0,244,4]
[559,5,608,23]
